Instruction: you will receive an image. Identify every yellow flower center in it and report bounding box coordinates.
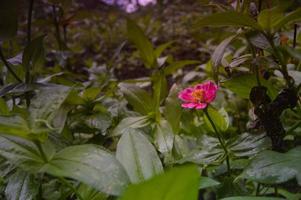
[191,89,205,102]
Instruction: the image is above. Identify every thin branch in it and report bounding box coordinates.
[27,0,34,44]
[293,24,298,49]
[0,46,22,83]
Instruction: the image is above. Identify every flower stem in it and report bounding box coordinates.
[203,108,231,175]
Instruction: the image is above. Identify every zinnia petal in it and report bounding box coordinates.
[178,87,194,102]
[181,102,198,109]
[195,103,207,109]
[202,81,218,103]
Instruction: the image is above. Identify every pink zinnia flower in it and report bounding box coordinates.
[178,81,218,109]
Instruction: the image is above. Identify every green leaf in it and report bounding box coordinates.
[0,136,128,196]
[212,35,238,70]
[119,165,200,200]
[0,98,9,115]
[85,113,112,135]
[196,11,261,30]
[163,84,182,134]
[29,84,71,127]
[0,115,47,141]
[179,133,269,166]
[152,70,167,111]
[163,60,199,75]
[204,107,229,133]
[77,184,108,200]
[0,0,18,40]
[221,197,283,200]
[199,176,220,189]
[82,87,101,100]
[112,116,150,136]
[228,133,271,158]
[223,74,278,99]
[5,170,38,200]
[154,42,173,58]
[22,36,45,76]
[127,19,155,67]
[0,135,53,171]
[44,144,129,196]
[240,146,301,185]
[178,135,224,165]
[119,83,154,115]
[154,119,174,155]
[258,7,283,30]
[274,8,301,30]
[116,129,163,183]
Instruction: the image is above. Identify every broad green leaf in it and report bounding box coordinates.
[127,19,155,67]
[85,113,112,135]
[112,116,150,136]
[0,135,54,171]
[0,115,47,141]
[22,36,45,77]
[274,8,301,30]
[154,119,174,154]
[0,136,128,196]
[204,107,229,133]
[179,133,269,166]
[196,11,261,30]
[199,176,220,189]
[116,130,163,183]
[44,144,129,196]
[223,74,277,99]
[0,0,17,39]
[163,84,182,134]
[119,165,199,200]
[258,7,283,30]
[240,146,301,185]
[246,31,271,50]
[29,84,71,127]
[212,35,238,70]
[229,54,252,68]
[228,133,271,158]
[82,87,101,100]
[163,60,200,75]
[5,170,38,200]
[221,197,283,200]
[119,83,154,115]
[178,135,224,165]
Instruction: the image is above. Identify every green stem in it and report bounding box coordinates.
[59,177,84,200]
[26,0,35,108]
[34,141,48,163]
[256,183,261,196]
[264,32,291,86]
[293,24,298,49]
[52,5,63,50]
[246,37,261,86]
[27,0,34,44]
[0,46,22,83]
[203,108,231,175]
[258,0,262,12]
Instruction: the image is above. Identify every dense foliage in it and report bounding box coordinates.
[0,0,301,199]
